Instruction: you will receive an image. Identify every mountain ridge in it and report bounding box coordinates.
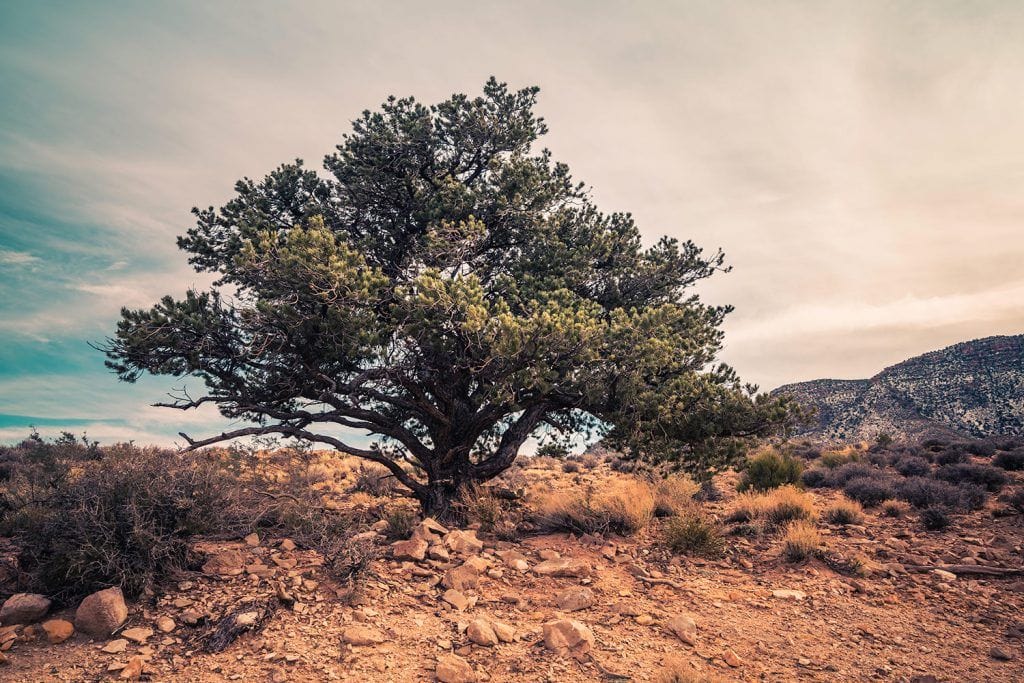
[773,334,1024,441]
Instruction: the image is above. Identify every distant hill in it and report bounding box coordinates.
[773,335,1024,442]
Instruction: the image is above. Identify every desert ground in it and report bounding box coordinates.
[1,443,1023,683]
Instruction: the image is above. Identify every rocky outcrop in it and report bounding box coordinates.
[774,334,1024,441]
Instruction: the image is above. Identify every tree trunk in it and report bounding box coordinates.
[416,475,463,524]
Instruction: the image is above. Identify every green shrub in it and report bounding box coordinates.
[662,512,725,558]
[737,447,803,492]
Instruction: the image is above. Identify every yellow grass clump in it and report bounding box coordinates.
[782,520,822,562]
[727,485,816,527]
[824,497,865,525]
[654,473,700,516]
[533,477,655,535]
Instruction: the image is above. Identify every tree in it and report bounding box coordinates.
[104,79,800,519]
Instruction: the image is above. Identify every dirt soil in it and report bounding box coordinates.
[2,461,1023,682]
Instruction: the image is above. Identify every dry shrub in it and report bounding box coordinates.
[781,520,821,562]
[533,478,654,535]
[726,485,815,527]
[383,507,417,540]
[350,463,399,497]
[562,461,581,473]
[654,473,700,516]
[819,447,861,469]
[458,484,520,540]
[880,499,910,518]
[662,511,725,558]
[824,498,865,525]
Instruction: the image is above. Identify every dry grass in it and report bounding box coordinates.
[781,520,822,562]
[458,484,520,540]
[728,485,816,528]
[662,511,725,558]
[880,499,910,518]
[819,447,862,469]
[532,478,655,535]
[654,473,700,516]
[824,497,865,525]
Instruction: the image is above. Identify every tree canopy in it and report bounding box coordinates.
[104,78,801,517]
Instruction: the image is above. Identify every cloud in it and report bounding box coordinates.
[0,249,40,266]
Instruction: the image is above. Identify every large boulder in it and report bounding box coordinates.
[74,587,128,637]
[542,619,594,658]
[0,593,51,625]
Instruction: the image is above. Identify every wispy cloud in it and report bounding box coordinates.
[0,249,40,266]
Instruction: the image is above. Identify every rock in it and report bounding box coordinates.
[442,564,480,591]
[155,617,175,633]
[666,615,697,645]
[202,549,245,576]
[75,587,128,637]
[41,619,74,644]
[466,618,498,646]
[436,653,477,683]
[391,538,429,562]
[539,549,561,560]
[490,619,515,643]
[463,556,490,573]
[532,558,592,578]
[413,518,449,542]
[724,649,743,667]
[243,532,260,546]
[121,627,152,644]
[445,530,484,554]
[556,587,596,612]
[442,589,471,611]
[279,538,296,551]
[0,593,51,625]
[771,589,806,601]
[497,550,530,572]
[933,569,957,582]
[428,544,451,562]
[120,655,144,680]
[234,612,260,628]
[990,646,1013,661]
[542,619,594,658]
[341,625,385,646]
[101,638,128,654]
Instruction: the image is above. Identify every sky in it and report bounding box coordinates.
[1,1,1023,446]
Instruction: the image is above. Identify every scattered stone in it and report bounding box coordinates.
[279,538,296,551]
[724,649,744,667]
[436,653,477,683]
[539,549,561,560]
[635,614,654,626]
[466,618,498,646]
[990,646,1013,661]
[202,550,246,576]
[0,593,51,625]
[428,544,451,562]
[341,625,385,646]
[497,550,530,572]
[391,537,428,562]
[445,530,484,555]
[490,619,515,643]
[772,589,806,601]
[155,617,175,633]
[556,587,596,612]
[542,619,594,658]
[101,638,128,654]
[666,615,698,645]
[120,655,144,680]
[442,564,480,591]
[532,558,592,578]
[41,619,74,644]
[933,569,957,582]
[121,627,153,644]
[442,590,471,611]
[243,532,260,546]
[75,587,128,637]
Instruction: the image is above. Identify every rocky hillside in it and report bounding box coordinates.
[774,335,1024,442]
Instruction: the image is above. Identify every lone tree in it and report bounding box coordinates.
[105,79,799,518]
